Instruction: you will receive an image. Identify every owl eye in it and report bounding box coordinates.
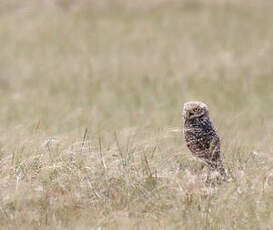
[192,107,199,112]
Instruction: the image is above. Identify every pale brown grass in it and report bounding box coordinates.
[0,0,273,229]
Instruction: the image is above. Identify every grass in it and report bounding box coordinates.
[0,0,273,229]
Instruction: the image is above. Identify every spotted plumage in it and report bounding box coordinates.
[183,101,226,178]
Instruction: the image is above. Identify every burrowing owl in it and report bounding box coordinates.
[183,101,226,178]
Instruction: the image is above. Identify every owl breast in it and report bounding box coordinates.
[184,116,217,158]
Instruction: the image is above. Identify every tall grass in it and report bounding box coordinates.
[0,0,273,229]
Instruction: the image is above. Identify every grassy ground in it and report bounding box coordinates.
[0,0,273,229]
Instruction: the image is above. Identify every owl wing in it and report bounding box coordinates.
[208,135,221,162]
[208,135,227,178]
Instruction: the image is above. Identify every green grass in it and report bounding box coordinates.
[0,0,273,229]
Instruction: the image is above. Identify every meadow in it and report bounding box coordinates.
[0,0,273,229]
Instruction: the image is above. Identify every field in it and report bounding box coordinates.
[0,0,273,229]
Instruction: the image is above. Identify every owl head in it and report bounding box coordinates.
[183,101,209,120]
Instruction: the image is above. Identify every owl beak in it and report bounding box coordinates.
[186,111,194,119]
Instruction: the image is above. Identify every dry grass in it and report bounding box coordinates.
[0,0,273,229]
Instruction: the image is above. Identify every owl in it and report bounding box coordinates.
[182,101,227,179]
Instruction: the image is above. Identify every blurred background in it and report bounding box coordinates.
[1,0,272,137]
[0,0,273,228]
